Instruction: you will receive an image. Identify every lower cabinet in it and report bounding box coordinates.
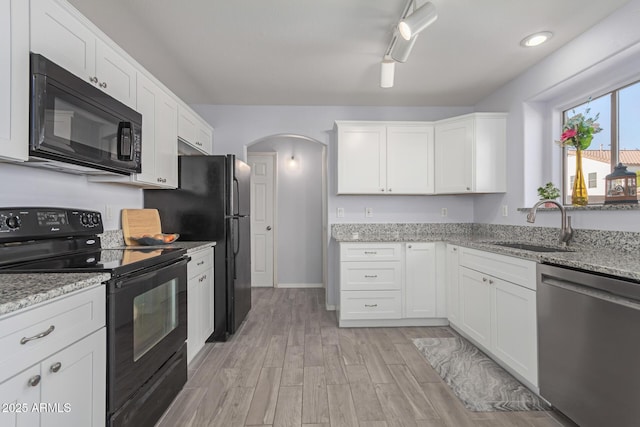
[338,242,446,327]
[187,246,215,364]
[454,247,538,388]
[0,285,106,427]
[445,245,460,326]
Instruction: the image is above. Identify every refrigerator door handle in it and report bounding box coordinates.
[232,217,240,279]
[233,177,240,216]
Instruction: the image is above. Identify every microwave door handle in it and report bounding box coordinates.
[117,122,133,161]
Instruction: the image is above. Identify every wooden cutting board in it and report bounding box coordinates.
[122,209,162,246]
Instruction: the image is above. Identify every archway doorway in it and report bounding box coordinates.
[246,134,328,298]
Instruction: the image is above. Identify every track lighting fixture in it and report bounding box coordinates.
[390,33,418,63]
[398,1,438,41]
[380,59,395,88]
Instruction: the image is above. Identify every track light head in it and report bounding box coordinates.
[398,1,438,41]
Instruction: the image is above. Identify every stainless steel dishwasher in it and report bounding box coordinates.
[538,263,640,427]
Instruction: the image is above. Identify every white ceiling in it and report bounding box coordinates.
[68,0,630,106]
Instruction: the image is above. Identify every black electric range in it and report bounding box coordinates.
[0,207,186,276]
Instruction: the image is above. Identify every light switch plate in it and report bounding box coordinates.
[441,208,448,217]
[365,207,373,217]
[337,207,345,218]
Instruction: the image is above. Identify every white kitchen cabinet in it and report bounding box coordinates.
[0,285,106,427]
[178,105,213,155]
[434,113,506,194]
[458,266,492,350]
[0,0,29,163]
[30,0,137,108]
[335,122,434,195]
[455,247,538,388]
[404,243,437,318]
[338,242,447,327]
[187,246,214,364]
[445,244,460,327]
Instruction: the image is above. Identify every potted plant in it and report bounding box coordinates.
[537,182,561,207]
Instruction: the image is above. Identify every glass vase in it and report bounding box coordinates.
[572,149,588,206]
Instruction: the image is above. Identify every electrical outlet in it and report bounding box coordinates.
[337,207,345,218]
[365,207,373,218]
[502,205,508,217]
[105,204,113,221]
[441,208,448,217]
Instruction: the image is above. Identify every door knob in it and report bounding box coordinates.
[266,226,272,231]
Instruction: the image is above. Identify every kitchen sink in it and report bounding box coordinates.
[492,242,575,252]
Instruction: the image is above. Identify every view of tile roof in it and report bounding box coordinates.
[568,150,640,165]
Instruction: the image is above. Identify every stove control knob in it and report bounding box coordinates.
[80,214,90,226]
[6,216,20,229]
[91,213,100,225]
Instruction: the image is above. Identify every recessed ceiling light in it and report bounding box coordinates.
[520,31,553,47]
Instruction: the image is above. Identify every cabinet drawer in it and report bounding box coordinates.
[340,291,402,320]
[340,262,401,291]
[0,285,105,384]
[188,247,213,279]
[459,247,536,290]
[340,243,401,262]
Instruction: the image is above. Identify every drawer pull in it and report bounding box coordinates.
[364,275,378,279]
[199,275,207,282]
[28,375,41,387]
[50,362,62,373]
[482,277,488,282]
[364,304,378,308]
[197,261,205,266]
[489,279,494,284]
[20,325,55,345]
[363,251,378,255]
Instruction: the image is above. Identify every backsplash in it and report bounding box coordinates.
[99,230,124,248]
[332,223,640,253]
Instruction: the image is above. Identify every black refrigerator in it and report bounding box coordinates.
[144,155,251,341]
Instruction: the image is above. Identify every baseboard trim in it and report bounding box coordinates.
[338,318,449,328]
[277,283,323,289]
[251,284,273,288]
[325,304,336,311]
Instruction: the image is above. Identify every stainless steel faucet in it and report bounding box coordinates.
[526,200,573,244]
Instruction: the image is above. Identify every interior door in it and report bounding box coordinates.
[248,153,275,287]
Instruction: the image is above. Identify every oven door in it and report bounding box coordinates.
[107,257,188,412]
[30,53,142,175]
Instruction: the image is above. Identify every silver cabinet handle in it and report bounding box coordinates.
[197,260,205,266]
[99,81,107,88]
[20,325,55,345]
[452,247,457,251]
[380,188,385,192]
[363,251,377,255]
[364,275,378,279]
[28,375,41,387]
[266,226,272,231]
[364,304,378,308]
[489,279,494,284]
[388,188,392,192]
[408,245,412,249]
[157,177,167,183]
[195,141,202,147]
[198,274,207,282]
[482,277,488,282]
[466,187,471,191]
[89,76,98,84]
[50,362,62,373]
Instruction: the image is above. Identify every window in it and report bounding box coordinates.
[563,80,640,205]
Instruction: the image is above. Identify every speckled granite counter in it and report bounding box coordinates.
[99,230,215,254]
[332,223,640,283]
[0,273,109,316]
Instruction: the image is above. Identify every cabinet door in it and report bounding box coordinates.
[197,124,213,154]
[40,328,106,427]
[0,0,29,162]
[491,279,537,386]
[186,274,200,364]
[177,105,198,145]
[30,0,96,82]
[458,267,491,349]
[337,124,386,194]
[0,365,41,427]
[95,39,137,108]
[446,245,460,326]
[134,72,159,186]
[386,126,434,194]
[200,267,214,340]
[434,117,474,193]
[155,91,178,188]
[404,243,437,318]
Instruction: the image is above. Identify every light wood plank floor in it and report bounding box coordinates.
[156,288,576,427]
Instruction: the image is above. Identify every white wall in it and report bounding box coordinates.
[249,136,323,286]
[474,0,640,232]
[0,162,142,230]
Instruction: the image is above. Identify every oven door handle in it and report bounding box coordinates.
[109,257,189,291]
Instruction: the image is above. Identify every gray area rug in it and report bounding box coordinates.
[413,336,551,412]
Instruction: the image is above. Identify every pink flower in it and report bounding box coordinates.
[561,128,577,141]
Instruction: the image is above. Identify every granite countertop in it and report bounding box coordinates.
[109,241,216,253]
[0,272,110,316]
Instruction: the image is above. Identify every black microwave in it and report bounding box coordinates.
[29,53,142,175]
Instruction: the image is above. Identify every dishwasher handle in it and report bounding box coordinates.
[541,277,640,311]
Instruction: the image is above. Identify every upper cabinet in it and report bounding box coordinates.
[30,0,137,109]
[336,121,435,195]
[336,114,505,196]
[434,113,507,194]
[0,0,29,162]
[178,104,213,154]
